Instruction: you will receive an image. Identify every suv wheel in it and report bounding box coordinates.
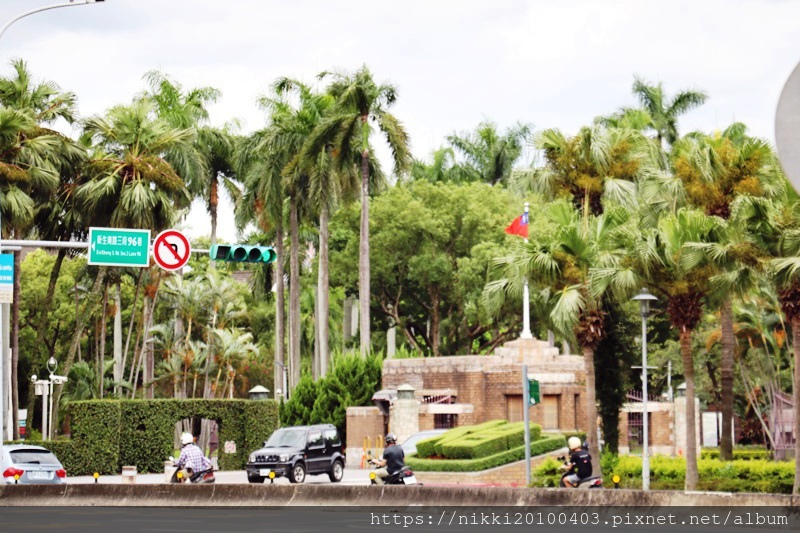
[248,474,265,484]
[328,460,344,483]
[289,462,306,484]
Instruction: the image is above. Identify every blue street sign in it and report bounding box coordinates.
[0,253,13,303]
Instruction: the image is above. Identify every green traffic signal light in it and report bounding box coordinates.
[210,244,276,263]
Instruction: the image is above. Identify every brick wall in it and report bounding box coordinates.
[346,407,385,466]
[382,351,587,433]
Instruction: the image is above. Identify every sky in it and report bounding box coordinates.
[2,0,800,242]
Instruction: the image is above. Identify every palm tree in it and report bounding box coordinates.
[749,196,800,494]
[0,59,83,438]
[75,98,200,398]
[236,131,287,398]
[305,65,411,356]
[408,147,460,184]
[486,201,637,478]
[673,125,784,460]
[527,125,655,216]
[631,77,708,149]
[447,121,532,185]
[596,208,722,490]
[140,71,241,255]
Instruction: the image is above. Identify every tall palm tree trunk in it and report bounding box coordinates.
[582,345,602,478]
[274,217,286,399]
[113,282,123,396]
[679,328,699,490]
[359,148,371,357]
[98,281,109,398]
[792,316,800,495]
[209,177,218,271]
[289,195,301,391]
[318,203,330,377]
[720,299,735,461]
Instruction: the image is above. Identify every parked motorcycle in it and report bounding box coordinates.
[166,458,216,484]
[557,456,602,489]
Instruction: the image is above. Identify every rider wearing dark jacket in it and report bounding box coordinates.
[371,433,405,483]
[563,436,592,487]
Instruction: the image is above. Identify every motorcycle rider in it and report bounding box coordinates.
[562,436,592,487]
[370,433,404,485]
[173,432,213,482]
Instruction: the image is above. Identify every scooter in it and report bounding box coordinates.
[166,458,216,484]
[557,456,602,489]
[367,458,418,485]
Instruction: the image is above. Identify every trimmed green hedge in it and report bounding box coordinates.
[12,399,279,476]
[532,455,797,493]
[407,435,564,472]
[700,448,772,461]
[417,420,541,460]
[438,422,543,459]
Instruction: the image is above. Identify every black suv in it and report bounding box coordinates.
[245,424,345,484]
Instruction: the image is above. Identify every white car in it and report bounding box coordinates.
[1,444,67,485]
[400,429,448,455]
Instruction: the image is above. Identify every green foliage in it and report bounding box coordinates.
[407,435,564,472]
[594,300,638,453]
[533,454,796,493]
[41,399,278,475]
[280,351,383,444]
[415,420,542,460]
[700,447,772,460]
[69,400,121,475]
[329,182,535,355]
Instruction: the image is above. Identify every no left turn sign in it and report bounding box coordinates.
[153,229,191,271]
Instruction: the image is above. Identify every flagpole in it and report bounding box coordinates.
[521,202,533,339]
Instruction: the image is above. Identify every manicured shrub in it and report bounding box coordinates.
[407,435,564,472]
[548,455,797,494]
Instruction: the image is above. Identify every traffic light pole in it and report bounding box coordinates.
[523,364,531,486]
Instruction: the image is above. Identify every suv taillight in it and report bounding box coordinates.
[3,468,24,478]
[56,469,67,478]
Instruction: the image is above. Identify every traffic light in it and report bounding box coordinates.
[210,244,277,263]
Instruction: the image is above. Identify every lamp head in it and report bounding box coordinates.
[47,357,57,374]
[31,374,37,382]
[632,288,658,317]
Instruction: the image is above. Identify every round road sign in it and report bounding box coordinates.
[776,60,800,193]
[153,229,191,271]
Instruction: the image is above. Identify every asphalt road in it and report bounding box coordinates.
[67,466,373,485]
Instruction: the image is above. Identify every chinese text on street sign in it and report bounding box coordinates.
[88,227,151,267]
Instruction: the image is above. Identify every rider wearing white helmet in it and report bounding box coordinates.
[173,432,213,481]
[563,436,592,487]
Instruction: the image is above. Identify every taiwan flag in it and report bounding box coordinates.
[504,212,529,239]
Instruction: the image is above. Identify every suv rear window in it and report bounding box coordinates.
[10,450,59,465]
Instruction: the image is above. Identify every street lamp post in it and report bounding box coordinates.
[632,288,657,491]
[0,0,105,43]
[30,357,67,440]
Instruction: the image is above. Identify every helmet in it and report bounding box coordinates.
[180,432,194,446]
[385,433,397,445]
[568,436,582,451]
